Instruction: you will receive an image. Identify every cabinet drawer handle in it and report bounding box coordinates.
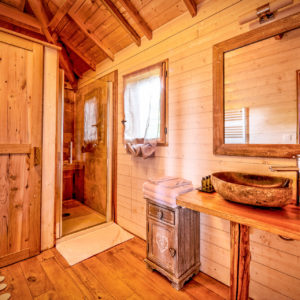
[169,248,176,257]
[279,235,294,241]
[157,211,163,219]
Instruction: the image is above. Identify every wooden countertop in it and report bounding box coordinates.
[176,191,300,240]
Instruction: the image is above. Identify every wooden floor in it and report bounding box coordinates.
[62,199,106,236]
[0,238,229,300]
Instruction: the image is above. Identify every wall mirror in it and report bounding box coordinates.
[213,12,300,158]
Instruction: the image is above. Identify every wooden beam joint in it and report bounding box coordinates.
[183,0,197,17]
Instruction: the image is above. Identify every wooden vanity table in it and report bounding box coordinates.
[176,191,300,300]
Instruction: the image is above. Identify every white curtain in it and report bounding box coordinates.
[84,97,98,143]
[124,75,161,143]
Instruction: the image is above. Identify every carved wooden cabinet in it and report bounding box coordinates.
[145,199,200,290]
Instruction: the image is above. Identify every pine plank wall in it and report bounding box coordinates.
[79,0,300,298]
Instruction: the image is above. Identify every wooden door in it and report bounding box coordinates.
[0,31,43,267]
[75,81,108,216]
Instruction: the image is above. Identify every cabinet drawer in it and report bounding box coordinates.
[148,203,175,225]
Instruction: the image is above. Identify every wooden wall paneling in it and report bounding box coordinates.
[41,46,59,251]
[79,0,300,298]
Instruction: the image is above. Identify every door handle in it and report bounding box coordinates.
[33,147,41,166]
[169,248,176,257]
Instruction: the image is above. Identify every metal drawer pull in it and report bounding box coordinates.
[169,248,176,257]
[157,210,163,219]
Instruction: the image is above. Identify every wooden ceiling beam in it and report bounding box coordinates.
[68,9,114,61]
[60,36,96,71]
[183,0,197,17]
[0,2,42,33]
[117,0,152,40]
[27,0,78,90]
[48,0,75,33]
[99,0,141,46]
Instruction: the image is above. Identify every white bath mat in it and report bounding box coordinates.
[56,222,134,265]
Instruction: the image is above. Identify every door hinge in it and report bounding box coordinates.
[164,127,168,135]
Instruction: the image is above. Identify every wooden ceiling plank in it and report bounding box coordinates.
[117,0,152,40]
[48,0,75,33]
[0,2,42,33]
[68,0,85,16]
[68,10,114,61]
[60,36,96,71]
[183,0,197,17]
[99,0,141,46]
[27,0,78,90]
[73,65,83,78]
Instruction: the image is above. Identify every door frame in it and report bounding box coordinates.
[55,70,118,241]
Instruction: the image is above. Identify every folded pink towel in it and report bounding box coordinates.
[143,180,194,207]
[143,183,194,198]
[159,178,192,189]
[143,189,178,208]
[148,176,177,184]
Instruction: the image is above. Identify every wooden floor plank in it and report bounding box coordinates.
[20,256,54,298]
[0,263,32,299]
[97,250,169,300]
[40,257,88,299]
[83,256,135,299]
[0,237,229,300]
[71,262,115,300]
[101,241,193,300]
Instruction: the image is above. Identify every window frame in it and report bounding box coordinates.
[122,59,168,146]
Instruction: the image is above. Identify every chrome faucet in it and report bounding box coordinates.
[269,154,300,206]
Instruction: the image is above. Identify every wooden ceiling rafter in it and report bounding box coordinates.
[99,0,141,46]
[0,2,42,33]
[60,36,96,71]
[27,0,78,90]
[117,0,152,40]
[183,0,197,17]
[67,9,115,61]
[48,0,74,33]
[47,0,115,61]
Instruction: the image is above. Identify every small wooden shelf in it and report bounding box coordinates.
[176,191,300,300]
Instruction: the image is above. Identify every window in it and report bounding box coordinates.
[123,60,168,144]
[82,89,100,152]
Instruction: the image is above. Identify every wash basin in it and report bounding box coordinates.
[211,172,293,207]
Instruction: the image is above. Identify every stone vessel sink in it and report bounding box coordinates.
[211,172,293,207]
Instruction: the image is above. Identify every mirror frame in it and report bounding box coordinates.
[213,12,300,158]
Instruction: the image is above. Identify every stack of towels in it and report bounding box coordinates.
[143,176,194,208]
